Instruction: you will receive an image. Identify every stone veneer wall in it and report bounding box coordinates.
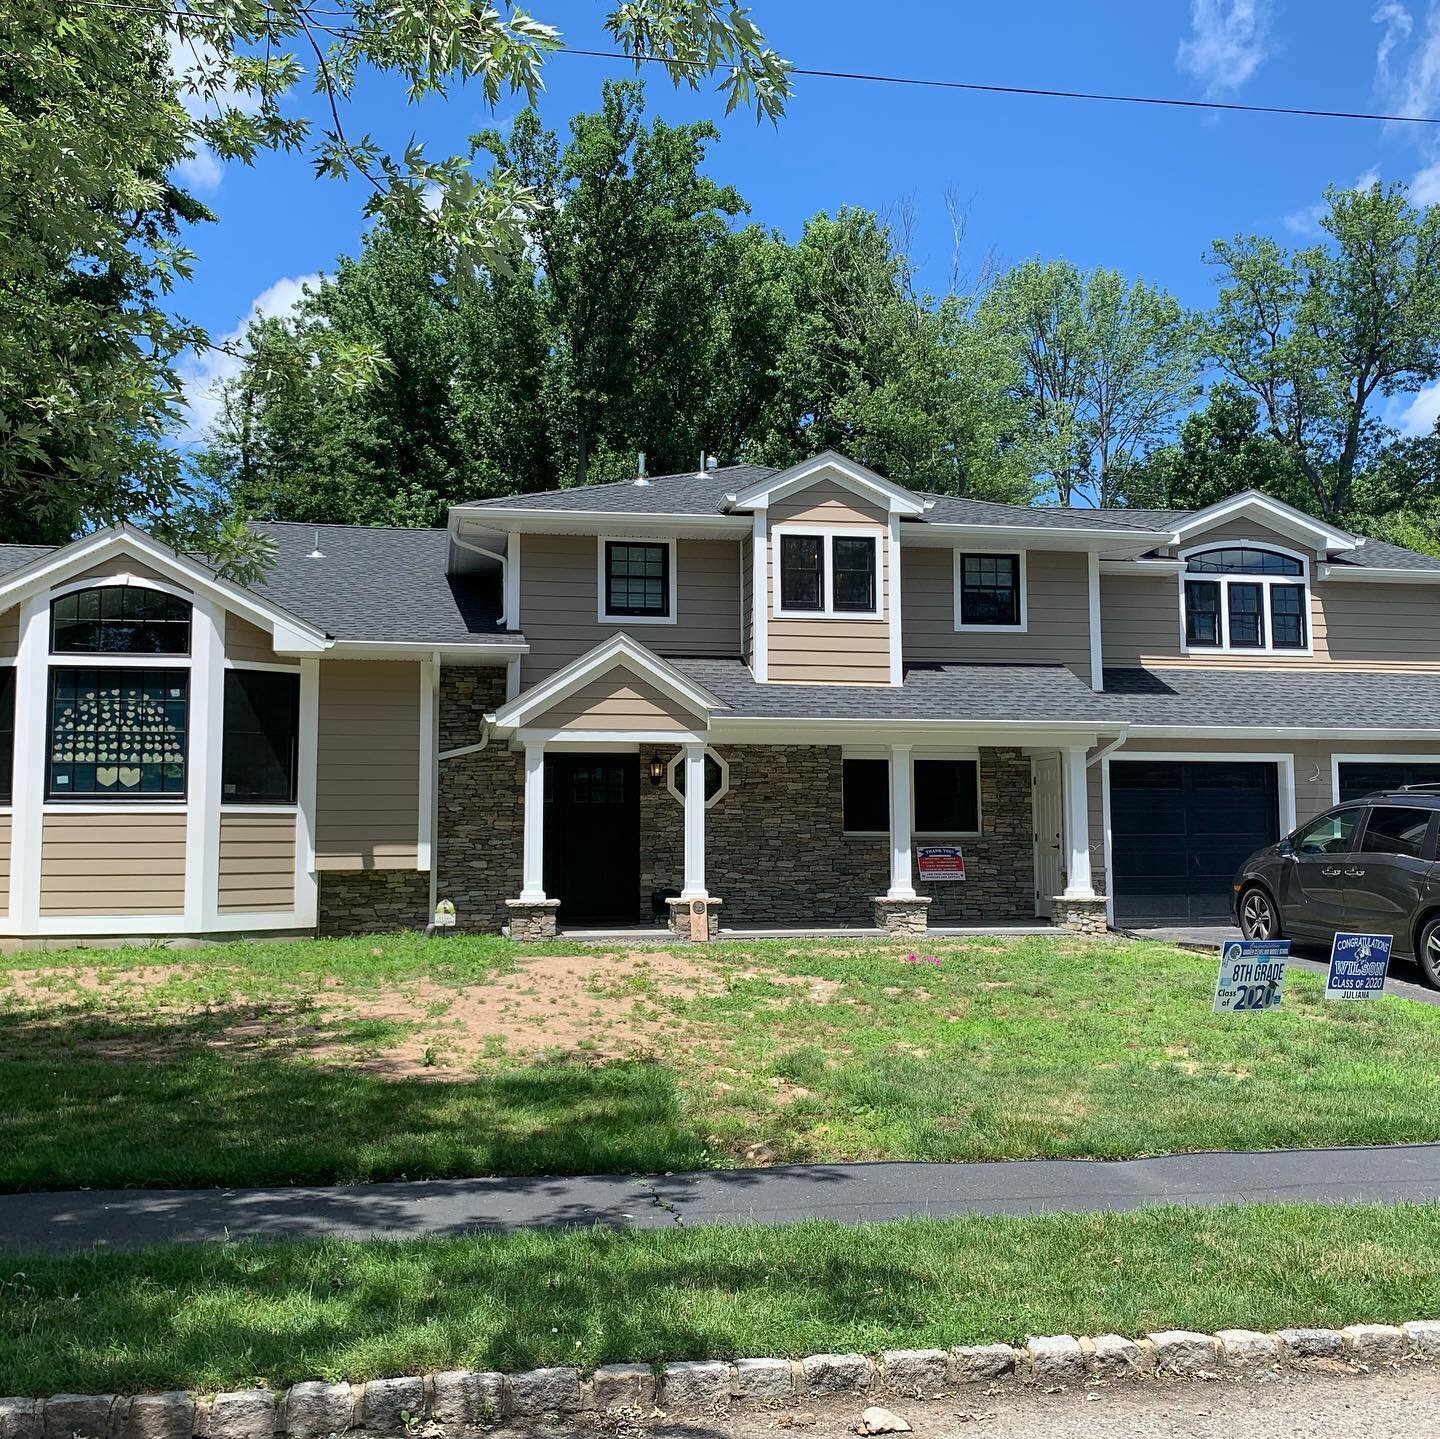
[318,870,429,936]
[637,745,1036,927]
[436,668,525,932]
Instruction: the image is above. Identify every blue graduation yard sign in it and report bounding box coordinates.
[1325,932,1392,1001]
[1213,938,1290,1013]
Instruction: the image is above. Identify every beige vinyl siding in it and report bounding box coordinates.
[1102,572,1440,671]
[218,812,297,911]
[39,812,186,915]
[769,480,887,528]
[0,814,9,913]
[0,607,16,659]
[903,548,1092,680]
[315,659,420,870]
[766,524,891,684]
[538,671,699,731]
[519,536,743,686]
[225,613,299,666]
[68,558,181,588]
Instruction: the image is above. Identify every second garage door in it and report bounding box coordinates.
[1111,760,1279,925]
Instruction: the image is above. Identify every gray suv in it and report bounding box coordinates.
[1231,786,1440,989]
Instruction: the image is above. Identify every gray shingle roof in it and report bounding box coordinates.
[1104,666,1440,729]
[1328,538,1440,573]
[249,522,512,645]
[460,465,774,516]
[915,494,1168,532]
[0,545,59,579]
[673,657,1117,724]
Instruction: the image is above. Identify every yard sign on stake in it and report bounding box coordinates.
[1325,932,1392,1001]
[917,846,966,882]
[1213,939,1290,1014]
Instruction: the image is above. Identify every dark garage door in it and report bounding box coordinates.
[1111,761,1279,925]
[1337,761,1440,803]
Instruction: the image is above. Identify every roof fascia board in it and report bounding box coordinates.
[1126,723,1440,740]
[0,525,330,651]
[492,633,724,730]
[1317,564,1440,585]
[903,522,1179,555]
[449,510,749,537]
[729,452,927,517]
[327,639,528,661]
[1173,492,1358,551]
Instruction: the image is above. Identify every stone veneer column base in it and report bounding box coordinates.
[1052,895,1109,936]
[666,896,723,941]
[504,899,561,941]
[873,896,932,935]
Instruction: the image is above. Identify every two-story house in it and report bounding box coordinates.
[1,450,1438,948]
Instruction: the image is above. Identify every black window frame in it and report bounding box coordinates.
[50,586,192,656]
[1184,580,1221,646]
[779,533,826,613]
[1226,582,1265,649]
[0,667,13,806]
[603,541,671,619]
[1181,547,1310,654]
[958,553,1022,628]
[832,535,878,614]
[46,665,189,801]
[221,668,301,806]
[841,757,889,834]
[914,758,981,835]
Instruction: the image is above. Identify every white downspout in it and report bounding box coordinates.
[453,530,510,625]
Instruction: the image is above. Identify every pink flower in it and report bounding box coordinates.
[903,952,920,964]
[925,955,942,966]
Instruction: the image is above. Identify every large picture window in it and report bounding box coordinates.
[842,757,889,833]
[47,668,188,798]
[1182,546,1308,654]
[956,553,1024,629]
[603,541,671,619]
[222,669,300,804]
[914,758,980,834]
[51,587,191,654]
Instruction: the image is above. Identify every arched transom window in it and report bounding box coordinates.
[1182,545,1308,653]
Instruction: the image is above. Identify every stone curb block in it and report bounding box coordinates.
[6,1318,1439,1430]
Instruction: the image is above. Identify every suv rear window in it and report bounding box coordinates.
[1361,806,1433,859]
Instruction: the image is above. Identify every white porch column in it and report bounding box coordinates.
[519,742,547,901]
[887,743,916,900]
[681,742,708,899]
[1062,743,1095,898]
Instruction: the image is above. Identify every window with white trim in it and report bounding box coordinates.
[954,551,1026,631]
[666,747,729,808]
[775,531,880,617]
[1182,545,1309,653]
[603,541,671,619]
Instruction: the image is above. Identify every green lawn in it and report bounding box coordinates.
[4,1204,1440,1394]
[3,932,1440,1189]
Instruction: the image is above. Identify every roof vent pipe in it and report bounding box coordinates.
[706,454,719,471]
[306,528,325,560]
[633,451,650,486]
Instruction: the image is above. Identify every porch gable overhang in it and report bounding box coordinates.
[0,524,331,653]
[1171,491,1361,554]
[487,632,726,740]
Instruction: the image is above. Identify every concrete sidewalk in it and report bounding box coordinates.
[7,1143,1440,1254]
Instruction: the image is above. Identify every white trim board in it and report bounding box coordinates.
[1329,752,1440,806]
[953,548,1028,634]
[595,535,679,626]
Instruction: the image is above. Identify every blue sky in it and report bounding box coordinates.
[175,0,1440,444]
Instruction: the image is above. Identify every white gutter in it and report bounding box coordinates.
[326,639,527,660]
[1128,724,1440,740]
[1318,564,1440,585]
[1087,735,1129,768]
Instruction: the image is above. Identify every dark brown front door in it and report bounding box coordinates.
[543,754,640,924]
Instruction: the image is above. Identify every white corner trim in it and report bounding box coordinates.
[293,656,320,928]
[1087,551,1103,691]
[9,595,46,930]
[595,535,679,626]
[953,548,1028,633]
[751,511,769,682]
[888,515,903,687]
[188,595,225,931]
[417,657,437,872]
[505,531,522,630]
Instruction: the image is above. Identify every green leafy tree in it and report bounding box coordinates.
[980,259,1201,506]
[1110,383,1308,512]
[1206,182,1440,522]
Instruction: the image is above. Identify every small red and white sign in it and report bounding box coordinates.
[917,846,966,882]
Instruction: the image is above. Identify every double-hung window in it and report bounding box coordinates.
[1182,546,1308,654]
[601,540,674,622]
[955,552,1025,630]
[46,586,192,800]
[775,531,880,617]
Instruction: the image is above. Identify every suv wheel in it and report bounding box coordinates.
[1239,885,1282,941]
[1417,915,1440,991]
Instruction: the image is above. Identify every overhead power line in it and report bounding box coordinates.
[66,0,1440,129]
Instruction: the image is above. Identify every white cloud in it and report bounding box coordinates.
[173,147,223,192]
[165,30,261,192]
[1374,1,1415,84]
[1393,378,1440,435]
[1176,0,1273,95]
[1412,156,1440,201]
[1374,1,1440,115]
[1284,170,1383,235]
[177,273,323,443]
